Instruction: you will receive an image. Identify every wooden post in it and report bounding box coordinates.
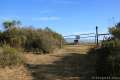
[96,26,99,46]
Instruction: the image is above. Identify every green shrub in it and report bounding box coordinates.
[109,22,120,39]
[0,46,24,67]
[24,27,63,54]
[0,20,64,54]
[92,22,120,77]
[90,40,120,77]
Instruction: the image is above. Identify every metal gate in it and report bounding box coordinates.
[63,26,111,46]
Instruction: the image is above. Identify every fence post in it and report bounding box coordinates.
[96,26,99,46]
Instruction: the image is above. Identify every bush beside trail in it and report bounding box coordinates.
[88,22,120,78]
[0,20,64,54]
[0,46,24,67]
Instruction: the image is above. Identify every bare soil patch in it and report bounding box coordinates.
[0,65,32,80]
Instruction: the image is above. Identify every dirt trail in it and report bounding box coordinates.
[25,45,95,80]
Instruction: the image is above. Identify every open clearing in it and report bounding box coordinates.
[0,45,95,80]
[25,45,95,80]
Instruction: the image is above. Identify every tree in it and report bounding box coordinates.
[3,20,14,30]
[109,22,120,39]
[3,20,21,30]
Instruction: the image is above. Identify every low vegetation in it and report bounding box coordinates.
[0,46,24,67]
[0,20,64,54]
[0,20,64,68]
[89,22,120,78]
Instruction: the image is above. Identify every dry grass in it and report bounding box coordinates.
[64,44,95,54]
[0,47,32,80]
[25,45,95,80]
[24,49,66,64]
[0,45,95,80]
[0,65,32,80]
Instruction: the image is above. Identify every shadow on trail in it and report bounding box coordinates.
[26,53,95,80]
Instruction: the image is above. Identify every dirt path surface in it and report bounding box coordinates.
[25,45,95,80]
[0,65,32,80]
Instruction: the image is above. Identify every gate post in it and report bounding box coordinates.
[96,26,99,46]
